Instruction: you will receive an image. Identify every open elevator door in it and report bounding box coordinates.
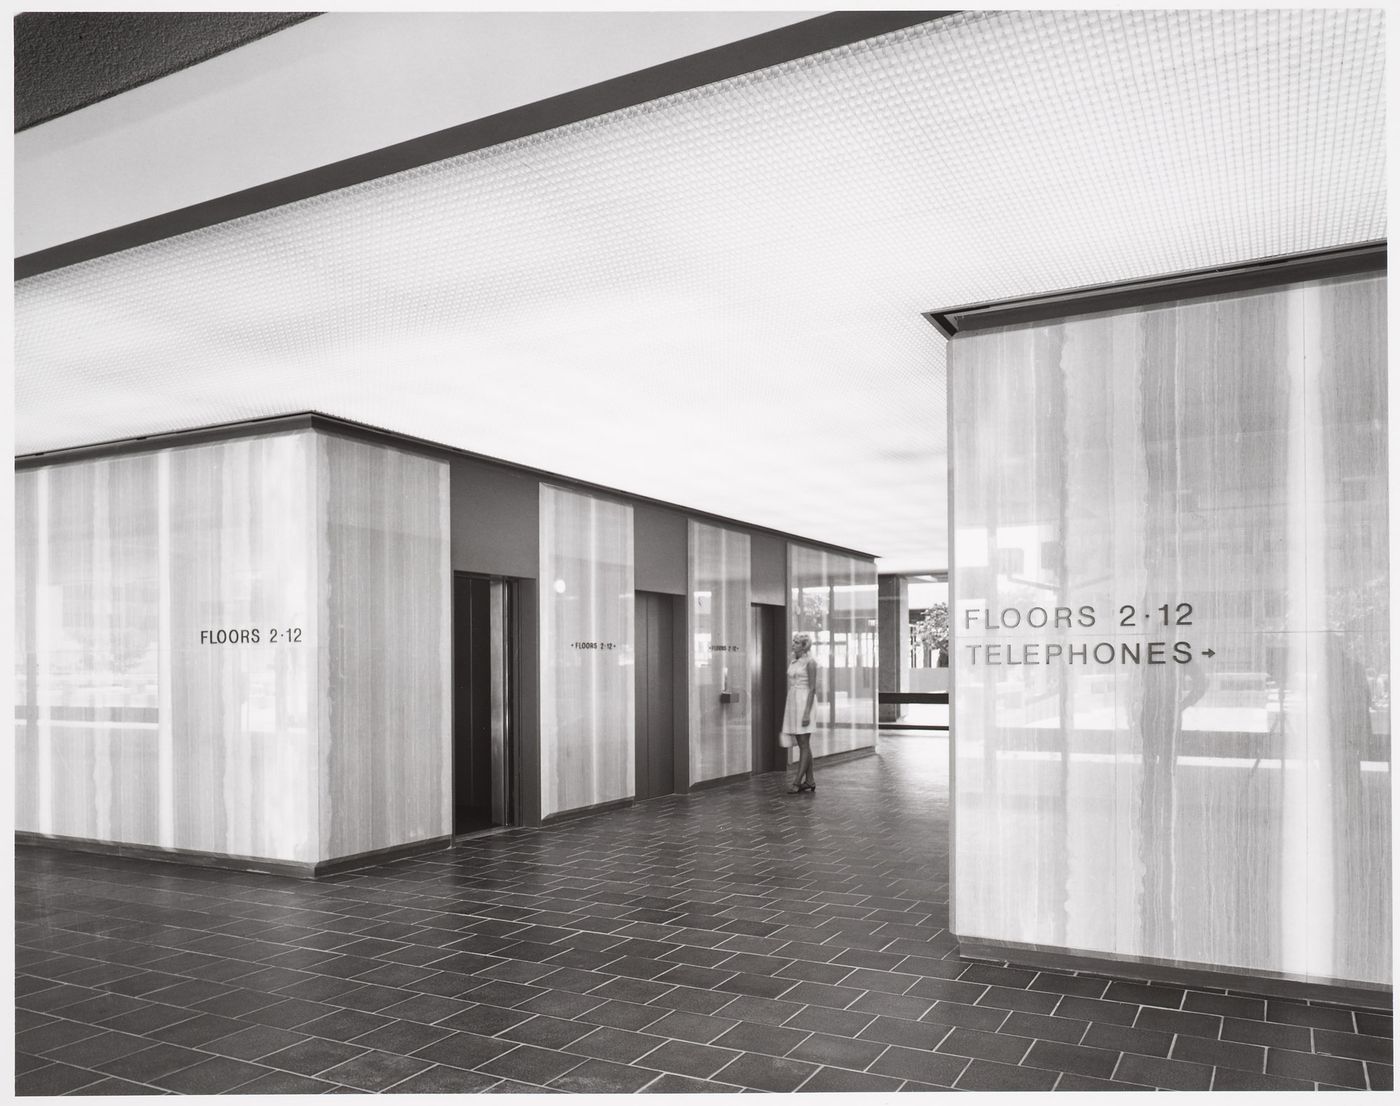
[453,573,517,834]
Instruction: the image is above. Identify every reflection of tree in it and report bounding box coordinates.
[799,590,828,630]
[912,602,950,666]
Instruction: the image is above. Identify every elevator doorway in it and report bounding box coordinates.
[453,573,517,835]
[751,603,786,775]
[635,590,678,800]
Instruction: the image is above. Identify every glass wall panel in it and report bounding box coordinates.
[688,522,750,783]
[788,544,878,759]
[950,272,1389,987]
[539,485,635,818]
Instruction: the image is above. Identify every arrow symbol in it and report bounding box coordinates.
[1202,648,1215,658]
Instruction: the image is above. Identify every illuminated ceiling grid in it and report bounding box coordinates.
[15,10,1386,569]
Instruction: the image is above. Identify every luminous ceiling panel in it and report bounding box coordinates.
[15,10,1387,571]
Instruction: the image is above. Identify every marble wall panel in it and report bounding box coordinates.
[688,522,751,783]
[539,485,635,819]
[317,434,452,861]
[950,273,1389,988]
[788,544,878,759]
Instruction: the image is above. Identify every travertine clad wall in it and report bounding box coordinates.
[15,429,451,865]
[539,485,635,819]
[788,544,879,759]
[317,434,452,860]
[688,522,751,783]
[950,273,1389,987]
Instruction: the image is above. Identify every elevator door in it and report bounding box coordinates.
[453,574,514,834]
[635,591,676,800]
[751,604,785,775]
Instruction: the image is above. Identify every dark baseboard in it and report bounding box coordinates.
[957,937,1391,1010]
[880,724,948,732]
[813,745,877,767]
[689,770,752,792]
[15,831,451,880]
[539,796,634,826]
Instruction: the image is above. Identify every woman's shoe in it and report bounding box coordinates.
[786,786,803,795]
[799,783,816,793]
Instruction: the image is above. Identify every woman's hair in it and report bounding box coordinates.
[791,632,812,648]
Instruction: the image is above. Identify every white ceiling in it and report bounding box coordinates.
[14,10,1387,572]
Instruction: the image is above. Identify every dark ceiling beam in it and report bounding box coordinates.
[15,12,319,132]
[16,11,953,282]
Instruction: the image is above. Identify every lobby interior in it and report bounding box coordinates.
[13,10,1392,1096]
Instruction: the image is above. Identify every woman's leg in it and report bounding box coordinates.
[796,734,813,788]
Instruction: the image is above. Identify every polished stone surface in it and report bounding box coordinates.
[15,734,1392,1094]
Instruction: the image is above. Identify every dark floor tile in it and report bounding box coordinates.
[499,1013,595,1049]
[784,1003,876,1037]
[1113,1051,1214,1091]
[906,975,987,1005]
[713,1050,817,1092]
[576,998,666,1031]
[66,1075,166,1095]
[1001,1010,1089,1045]
[478,1043,587,1084]
[1268,999,1358,1032]
[711,1021,809,1058]
[590,976,673,1004]
[549,1057,662,1093]
[381,1062,503,1093]
[411,1029,520,1070]
[567,1027,668,1064]
[1102,980,1184,1009]
[237,996,338,1030]
[1081,1019,1174,1058]
[869,1044,970,1086]
[936,1026,1032,1064]
[201,1022,312,1061]
[1023,1038,1119,1080]
[919,999,1009,1031]
[258,1035,368,1077]
[958,963,1038,989]
[798,1065,903,1092]
[296,1008,395,1043]
[779,980,865,1010]
[1030,972,1108,998]
[645,1009,739,1045]
[1212,1067,1314,1091]
[1183,990,1266,1020]
[94,1042,209,1081]
[858,1013,949,1051]
[1053,994,1141,1026]
[318,1048,433,1091]
[976,983,1061,1014]
[1266,1046,1368,1088]
[42,1029,153,1069]
[1316,1030,1394,1064]
[382,992,478,1026]
[777,959,855,985]
[231,1069,344,1094]
[787,1030,888,1071]
[517,987,606,1019]
[639,1072,740,1093]
[1368,1062,1393,1090]
[349,1017,456,1055]
[1172,1032,1266,1073]
[638,1038,742,1079]
[1356,1012,1393,1038]
[1135,1004,1223,1038]
[956,1058,1060,1091]
[16,1061,105,1096]
[647,984,735,1015]
[151,1055,271,1093]
[15,1018,107,1055]
[1053,1073,1154,1091]
[1221,1014,1315,1051]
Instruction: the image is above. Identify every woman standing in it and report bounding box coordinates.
[782,632,819,794]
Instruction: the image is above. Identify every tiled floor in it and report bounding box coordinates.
[16,733,1393,1094]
